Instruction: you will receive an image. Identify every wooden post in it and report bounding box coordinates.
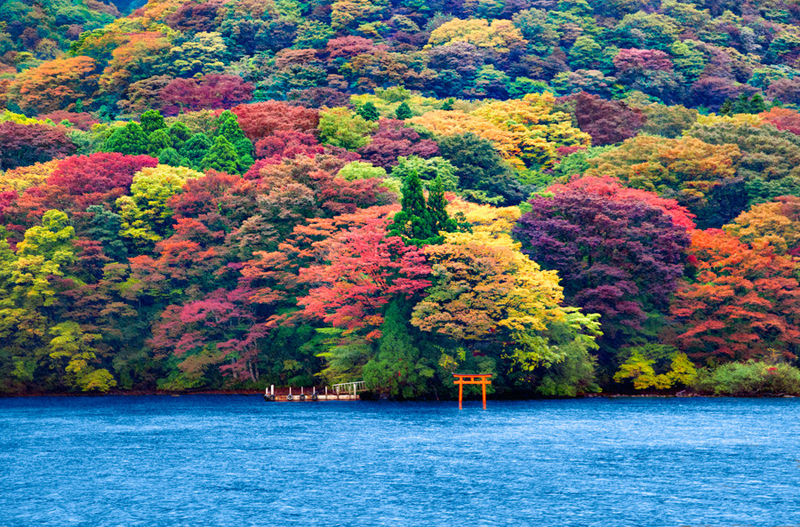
[482,382,487,410]
[458,380,463,410]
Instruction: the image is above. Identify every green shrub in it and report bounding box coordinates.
[692,361,800,396]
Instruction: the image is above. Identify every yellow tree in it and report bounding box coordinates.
[411,199,571,367]
[8,56,99,113]
[584,135,742,225]
[331,0,389,30]
[116,165,203,247]
[0,161,60,193]
[426,18,526,53]
[724,196,800,255]
[97,31,173,97]
[410,110,522,165]
[472,93,591,168]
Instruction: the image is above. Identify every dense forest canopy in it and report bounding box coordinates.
[3,0,800,397]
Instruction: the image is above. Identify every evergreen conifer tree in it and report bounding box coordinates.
[202,136,241,174]
[748,93,767,114]
[104,122,148,155]
[148,129,172,154]
[140,110,165,135]
[168,122,192,151]
[362,300,433,398]
[157,147,185,167]
[395,102,413,120]
[180,133,212,169]
[427,176,458,238]
[358,102,380,121]
[216,110,248,144]
[216,110,253,169]
[389,171,436,245]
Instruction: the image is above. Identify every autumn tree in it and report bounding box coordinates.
[47,153,158,196]
[670,229,800,364]
[514,179,691,347]
[232,101,319,141]
[427,18,526,53]
[0,210,116,393]
[723,196,800,255]
[116,165,204,248]
[411,215,596,384]
[318,107,377,151]
[560,92,646,146]
[584,135,743,227]
[356,119,439,168]
[297,207,432,341]
[0,123,76,170]
[758,108,800,136]
[159,75,254,116]
[8,56,99,113]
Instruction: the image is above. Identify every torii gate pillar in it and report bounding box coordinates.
[453,374,492,409]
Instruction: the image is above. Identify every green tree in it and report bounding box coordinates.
[103,122,148,155]
[140,109,165,135]
[318,107,377,150]
[427,176,459,236]
[363,300,435,398]
[180,133,212,169]
[148,129,173,154]
[168,122,193,150]
[392,156,459,190]
[395,101,413,120]
[437,133,524,205]
[358,101,381,122]
[388,171,434,245]
[215,110,248,144]
[202,136,241,174]
[157,147,185,167]
[86,205,128,262]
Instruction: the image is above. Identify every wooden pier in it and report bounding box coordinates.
[263,381,365,402]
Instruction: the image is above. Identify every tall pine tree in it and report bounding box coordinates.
[389,172,458,246]
[202,136,241,174]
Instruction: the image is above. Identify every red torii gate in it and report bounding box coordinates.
[453,374,492,410]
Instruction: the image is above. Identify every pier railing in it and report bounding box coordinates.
[263,382,366,402]
[331,381,366,395]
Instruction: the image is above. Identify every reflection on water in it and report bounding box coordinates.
[1,396,799,526]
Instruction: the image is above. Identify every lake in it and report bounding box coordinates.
[0,396,798,526]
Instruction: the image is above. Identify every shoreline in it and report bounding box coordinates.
[1,390,796,399]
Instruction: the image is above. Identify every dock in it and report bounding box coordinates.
[264,381,365,402]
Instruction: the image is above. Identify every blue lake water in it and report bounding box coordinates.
[1,396,799,527]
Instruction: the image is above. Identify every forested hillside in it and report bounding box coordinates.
[2,0,800,397]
